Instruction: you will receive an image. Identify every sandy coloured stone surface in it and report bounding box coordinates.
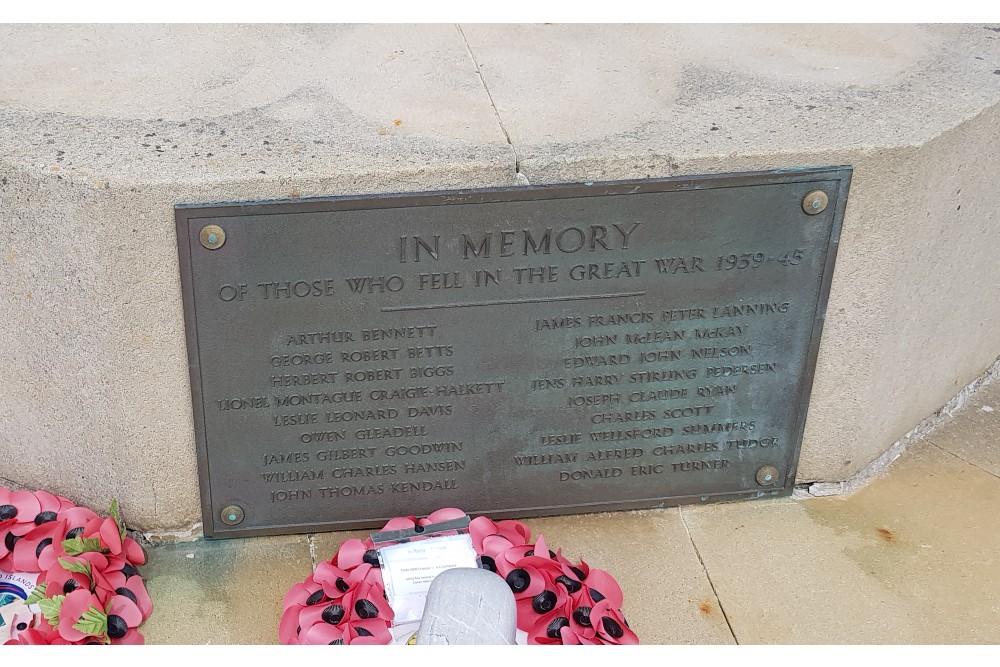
[682,442,1000,643]
[927,379,1000,478]
[140,534,313,645]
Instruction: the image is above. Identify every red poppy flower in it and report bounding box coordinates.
[589,599,638,645]
[35,506,102,572]
[57,589,107,643]
[344,618,393,645]
[4,628,56,645]
[298,620,343,645]
[278,603,306,644]
[0,489,43,569]
[12,518,66,572]
[104,566,153,621]
[105,593,144,642]
[470,516,532,563]
[37,552,101,597]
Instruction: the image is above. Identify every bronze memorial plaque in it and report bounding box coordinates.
[176,167,851,538]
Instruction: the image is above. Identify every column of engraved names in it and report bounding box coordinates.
[521,300,793,489]
[216,323,489,507]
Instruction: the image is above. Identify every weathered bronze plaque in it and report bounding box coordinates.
[176,167,851,538]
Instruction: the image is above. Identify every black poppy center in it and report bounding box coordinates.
[116,587,138,605]
[0,505,16,521]
[479,555,497,573]
[555,575,582,594]
[63,579,81,594]
[601,616,624,638]
[546,616,570,639]
[121,563,140,579]
[107,614,128,639]
[572,606,593,627]
[531,590,557,614]
[355,627,373,637]
[589,588,606,603]
[362,549,381,568]
[505,568,530,593]
[322,604,345,625]
[569,566,586,580]
[328,639,344,645]
[34,511,57,526]
[355,599,379,619]
[305,589,325,606]
[4,532,20,552]
[35,537,53,559]
[335,577,350,593]
[66,527,85,540]
[16,622,27,631]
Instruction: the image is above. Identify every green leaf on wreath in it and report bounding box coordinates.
[25,582,48,605]
[58,557,93,582]
[110,497,126,541]
[38,595,66,627]
[62,535,107,556]
[73,605,109,643]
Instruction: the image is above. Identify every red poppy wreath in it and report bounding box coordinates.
[280,508,638,645]
[0,487,152,645]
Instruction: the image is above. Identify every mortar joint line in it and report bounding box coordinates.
[927,439,1000,482]
[456,23,524,182]
[678,506,739,645]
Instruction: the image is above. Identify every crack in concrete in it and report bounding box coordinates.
[307,533,318,570]
[927,440,1000,482]
[678,506,739,645]
[455,23,527,185]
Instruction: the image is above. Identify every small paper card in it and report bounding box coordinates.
[378,533,479,625]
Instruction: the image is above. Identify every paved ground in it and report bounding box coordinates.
[141,379,1000,644]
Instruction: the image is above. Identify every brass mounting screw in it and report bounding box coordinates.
[802,190,829,215]
[220,504,245,526]
[756,465,780,487]
[200,224,226,250]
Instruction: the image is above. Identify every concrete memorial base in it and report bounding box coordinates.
[1,24,999,536]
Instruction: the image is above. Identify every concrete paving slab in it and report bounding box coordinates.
[683,442,1000,643]
[141,535,312,644]
[504,510,735,644]
[928,380,1000,478]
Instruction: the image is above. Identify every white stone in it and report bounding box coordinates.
[416,568,517,645]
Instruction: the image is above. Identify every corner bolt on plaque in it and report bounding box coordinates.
[176,167,851,538]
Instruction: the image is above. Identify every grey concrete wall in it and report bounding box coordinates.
[1,24,998,533]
